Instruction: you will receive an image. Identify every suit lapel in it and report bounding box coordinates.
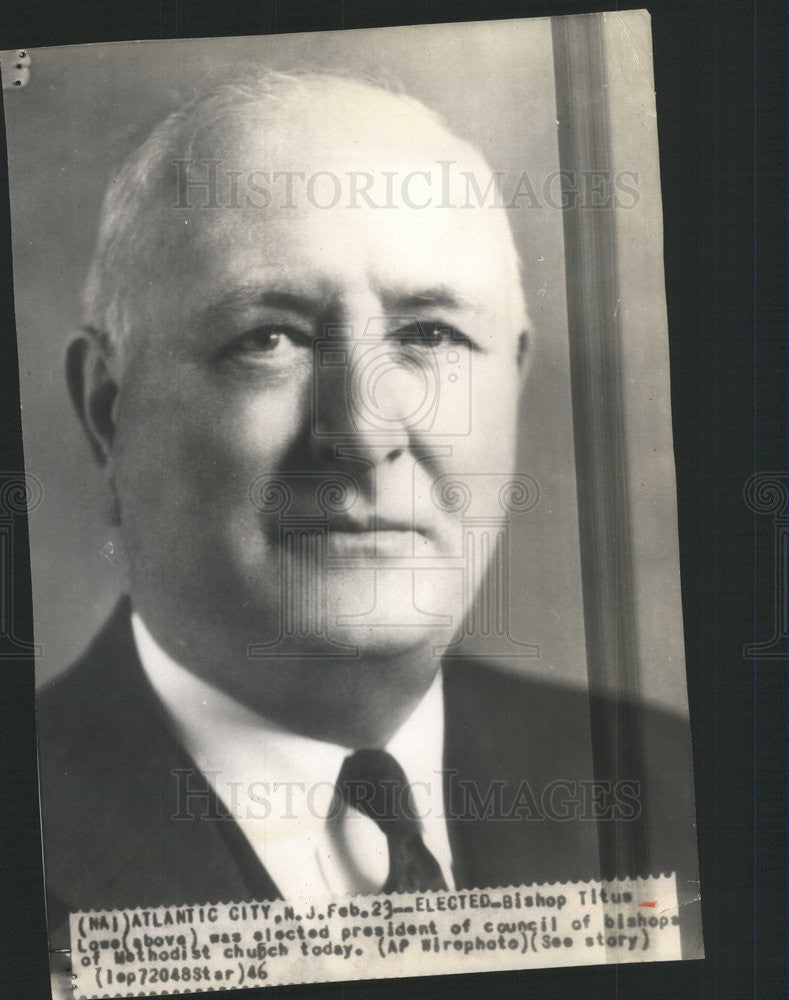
[38,600,280,925]
[442,660,601,889]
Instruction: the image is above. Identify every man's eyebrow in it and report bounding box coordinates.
[383,286,475,313]
[199,286,327,327]
[197,284,477,333]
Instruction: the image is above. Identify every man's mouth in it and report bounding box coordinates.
[329,515,427,534]
[325,517,433,557]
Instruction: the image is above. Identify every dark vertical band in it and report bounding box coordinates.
[551,12,649,879]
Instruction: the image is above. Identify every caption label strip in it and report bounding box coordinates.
[69,876,680,996]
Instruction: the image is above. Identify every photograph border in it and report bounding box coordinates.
[0,2,785,999]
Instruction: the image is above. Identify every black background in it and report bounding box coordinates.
[1,2,785,999]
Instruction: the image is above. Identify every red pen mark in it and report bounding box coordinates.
[639,901,659,908]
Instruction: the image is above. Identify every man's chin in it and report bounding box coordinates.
[323,568,462,656]
[221,567,463,659]
[322,621,452,659]
[234,616,450,661]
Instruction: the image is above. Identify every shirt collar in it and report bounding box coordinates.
[131,611,452,899]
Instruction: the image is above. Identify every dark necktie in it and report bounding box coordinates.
[337,748,448,893]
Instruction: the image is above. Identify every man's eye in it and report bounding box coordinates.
[223,326,308,359]
[239,328,290,351]
[392,323,472,349]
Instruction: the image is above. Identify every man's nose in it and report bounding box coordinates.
[311,327,419,464]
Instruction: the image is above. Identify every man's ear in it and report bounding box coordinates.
[65,331,120,466]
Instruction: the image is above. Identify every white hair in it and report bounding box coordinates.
[82,69,527,353]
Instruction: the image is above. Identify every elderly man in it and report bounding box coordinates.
[38,72,698,955]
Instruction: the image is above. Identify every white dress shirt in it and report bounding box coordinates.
[131,613,455,902]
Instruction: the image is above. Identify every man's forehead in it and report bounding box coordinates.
[130,84,526,342]
[182,142,513,289]
[179,99,504,228]
[185,207,510,328]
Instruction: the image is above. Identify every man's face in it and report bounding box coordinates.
[110,112,524,666]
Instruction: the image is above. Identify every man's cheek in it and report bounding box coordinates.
[214,398,296,462]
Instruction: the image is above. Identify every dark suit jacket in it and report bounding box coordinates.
[37,599,702,959]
